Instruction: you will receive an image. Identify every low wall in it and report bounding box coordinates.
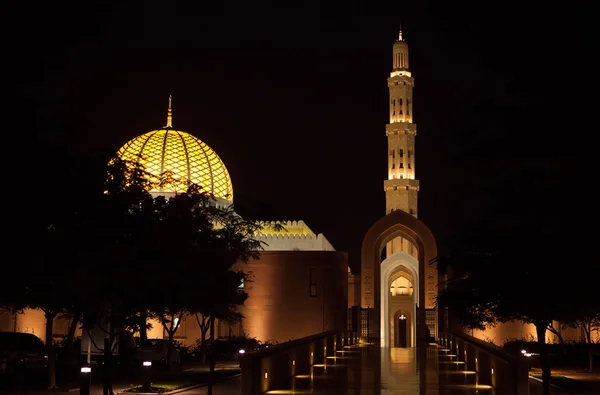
[440,331,529,395]
[240,330,359,395]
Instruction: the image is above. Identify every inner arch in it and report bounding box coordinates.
[381,251,419,348]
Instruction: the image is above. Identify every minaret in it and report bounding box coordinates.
[385,26,419,257]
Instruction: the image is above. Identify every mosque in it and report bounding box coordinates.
[1,28,591,351]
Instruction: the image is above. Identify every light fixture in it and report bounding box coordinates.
[143,361,152,367]
[81,366,91,373]
[264,370,268,379]
[239,349,246,354]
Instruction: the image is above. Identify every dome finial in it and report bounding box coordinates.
[398,23,403,41]
[166,95,173,128]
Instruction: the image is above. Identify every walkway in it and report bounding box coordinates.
[263,343,495,395]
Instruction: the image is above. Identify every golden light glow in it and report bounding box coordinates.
[116,129,233,200]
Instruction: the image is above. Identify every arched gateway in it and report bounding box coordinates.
[361,209,438,347]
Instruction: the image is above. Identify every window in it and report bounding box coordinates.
[399,149,403,157]
[391,150,395,158]
[309,268,318,297]
[407,100,411,116]
[400,163,404,168]
[408,163,411,169]
[399,98,403,106]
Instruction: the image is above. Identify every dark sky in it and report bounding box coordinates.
[10,1,594,271]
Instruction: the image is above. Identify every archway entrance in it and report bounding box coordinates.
[360,209,438,347]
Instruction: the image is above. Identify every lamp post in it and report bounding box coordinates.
[80,364,92,395]
[142,361,152,391]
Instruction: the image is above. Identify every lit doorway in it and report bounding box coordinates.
[397,314,407,347]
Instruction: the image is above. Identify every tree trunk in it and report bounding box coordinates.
[584,324,593,373]
[45,311,58,389]
[536,323,551,395]
[547,323,566,355]
[139,310,148,343]
[166,330,174,369]
[65,312,80,348]
[207,315,215,395]
[103,329,116,395]
[195,314,208,365]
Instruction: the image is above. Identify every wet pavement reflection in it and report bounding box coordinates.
[266,343,495,395]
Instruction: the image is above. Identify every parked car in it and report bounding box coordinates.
[133,339,180,364]
[0,332,48,375]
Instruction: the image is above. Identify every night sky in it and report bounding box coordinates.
[10,1,593,271]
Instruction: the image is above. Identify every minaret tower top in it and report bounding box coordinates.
[392,26,410,72]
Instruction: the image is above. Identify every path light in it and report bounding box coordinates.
[521,349,527,354]
[239,349,246,354]
[142,361,152,391]
[491,368,494,375]
[80,364,92,395]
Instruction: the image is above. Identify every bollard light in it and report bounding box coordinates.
[521,349,527,354]
[491,368,494,375]
[143,361,152,367]
[80,364,92,395]
[293,360,295,366]
[239,349,246,354]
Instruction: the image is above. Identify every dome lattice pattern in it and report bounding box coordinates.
[116,129,233,201]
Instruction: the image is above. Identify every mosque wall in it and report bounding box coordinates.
[235,251,348,344]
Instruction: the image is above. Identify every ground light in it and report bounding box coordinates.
[142,361,152,391]
[80,364,91,395]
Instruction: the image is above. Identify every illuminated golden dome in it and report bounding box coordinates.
[115,97,233,201]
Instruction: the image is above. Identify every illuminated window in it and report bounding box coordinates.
[309,268,318,297]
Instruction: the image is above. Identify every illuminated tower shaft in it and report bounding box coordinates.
[385,28,419,257]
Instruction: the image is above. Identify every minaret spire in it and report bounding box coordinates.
[398,24,403,41]
[166,95,173,128]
